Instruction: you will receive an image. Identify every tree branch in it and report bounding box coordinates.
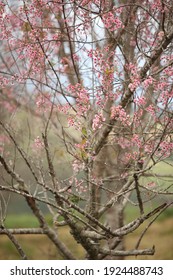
[99,247,155,256]
[0,227,28,260]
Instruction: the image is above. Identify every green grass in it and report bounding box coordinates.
[4,214,39,228]
[4,214,53,228]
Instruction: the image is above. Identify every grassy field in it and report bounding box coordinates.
[0,212,173,260]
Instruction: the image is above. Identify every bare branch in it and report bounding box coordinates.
[0,226,28,260]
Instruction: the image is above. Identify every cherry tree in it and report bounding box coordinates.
[0,0,173,259]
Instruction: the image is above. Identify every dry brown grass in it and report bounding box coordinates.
[125,217,173,260]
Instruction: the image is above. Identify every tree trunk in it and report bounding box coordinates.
[93,143,128,259]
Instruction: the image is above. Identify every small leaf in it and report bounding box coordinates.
[82,127,87,137]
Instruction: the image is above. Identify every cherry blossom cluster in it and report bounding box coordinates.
[124,151,141,164]
[134,96,146,107]
[159,90,173,106]
[127,63,141,92]
[33,136,44,151]
[163,65,173,76]
[147,181,156,188]
[68,177,87,195]
[67,83,90,117]
[102,11,123,32]
[117,137,131,149]
[131,134,142,149]
[145,104,157,117]
[87,47,120,102]
[132,109,144,126]
[68,84,89,104]
[157,141,173,158]
[111,105,131,126]
[150,0,163,11]
[0,4,11,39]
[35,93,52,112]
[72,159,85,174]
[70,159,88,194]
[142,76,155,89]
[92,113,106,131]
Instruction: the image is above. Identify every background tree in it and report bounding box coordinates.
[0,0,173,260]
